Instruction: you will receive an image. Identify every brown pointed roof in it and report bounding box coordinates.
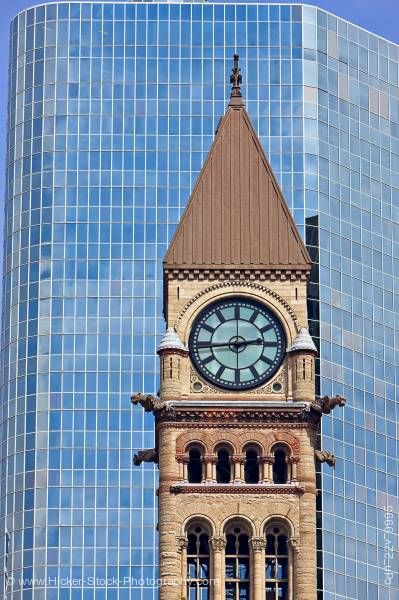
[164,74,311,273]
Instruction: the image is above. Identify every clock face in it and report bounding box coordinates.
[189,297,286,390]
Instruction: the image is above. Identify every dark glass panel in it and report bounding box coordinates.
[225,557,236,578]
[199,533,209,554]
[266,557,276,578]
[266,534,275,554]
[244,449,259,483]
[273,450,288,484]
[238,534,249,554]
[188,448,202,483]
[188,534,197,554]
[216,449,231,483]
[277,535,288,555]
[278,582,288,599]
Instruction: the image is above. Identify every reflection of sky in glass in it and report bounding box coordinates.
[0,3,398,599]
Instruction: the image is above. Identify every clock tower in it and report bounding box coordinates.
[133,56,343,600]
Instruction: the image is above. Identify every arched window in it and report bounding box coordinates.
[244,448,259,484]
[225,526,250,599]
[272,448,288,484]
[216,448,231,483]
[187,524,210,599]
[265,525,289,600]
[187,448,202,483]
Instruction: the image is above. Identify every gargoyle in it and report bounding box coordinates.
[131,393,168,412]
[320,394,346,414]
[133,448,158,466]
[315,450,336,467]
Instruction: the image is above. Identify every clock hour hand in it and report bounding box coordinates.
[197,338,264,349]
[196,341,232,348]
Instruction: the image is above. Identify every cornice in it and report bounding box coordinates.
[165,268,309,281]
[156,407,320,428]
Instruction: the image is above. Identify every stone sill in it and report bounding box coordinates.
[170,483,305,494]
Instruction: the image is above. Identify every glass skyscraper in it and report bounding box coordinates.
[1,2,398,599]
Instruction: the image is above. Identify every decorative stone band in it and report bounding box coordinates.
[210,537,226,552]
[165,268,309,282]
[174,279,301,331]
[156,406,321,427]
[170,484,305,494]
[250,537,267,551]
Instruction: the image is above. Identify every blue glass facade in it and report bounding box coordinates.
[0,2,398,599]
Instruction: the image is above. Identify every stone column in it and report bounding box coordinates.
[260,457,271,483]
[250,538,266,600]
[288,537,300,600]
[211,456,217,481]
[232,456,244,482]
[204,454,214,482]
[176,455,184,482]
[291,457,299,482]
[182,456,189,481]
[296,440,317,599]
[176,536,188,600]
[210,537,225,600]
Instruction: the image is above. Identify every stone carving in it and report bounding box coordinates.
[175,280,300,331]
[230,54,243,97]
[314,450,336,467]
[190,364,285,397]
[176,536,188,552]
[320,395,346,414]
[131,393,171,413]
[250,537,266,551]
[133,448,158,466]
[289,537,300,554]
[210,537,226,551]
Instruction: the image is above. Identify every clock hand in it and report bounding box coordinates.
[197,338,264,349]
[197,341,234,348]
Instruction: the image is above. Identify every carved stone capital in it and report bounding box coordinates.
[289,537,300,554]
[232,456,245,464]
[250,537,266,552]
[176,536,188,552]
[260,455,274,464]
[204,454,217,464]
[210,537,226,552]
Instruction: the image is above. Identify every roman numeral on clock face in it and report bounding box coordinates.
[249,310,259,323]
[260,355,274,366]
[215,309,226,323]
[249,365,259,379]
[202,355,214,365]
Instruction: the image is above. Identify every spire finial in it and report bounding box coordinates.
[229,54,245,107]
